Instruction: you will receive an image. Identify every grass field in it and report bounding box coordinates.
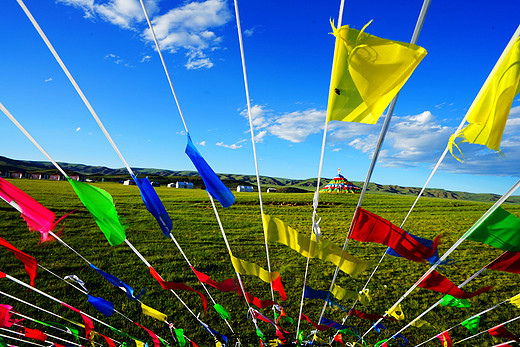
[1,179,520,346]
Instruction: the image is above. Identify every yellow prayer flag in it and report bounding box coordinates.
[331,284,358,301]
[327,21,427,124]
[229,253,279,283]
[449,31,520,160]
[141,302,167,322]
[263,214,372,277]
[135,340,145,347]
[510,293,520,308]
[386,303,405,321]
[411,318,431,328]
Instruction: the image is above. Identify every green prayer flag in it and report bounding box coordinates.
[441,295,471,308]
[0,336,7,347]
[461,316,481,334]
[467,207,520,251]
[109,326,136,340]
[68,179,126,246]
[213,304,230,320]
[375,339,391,347]
[174,328,186,347]
[158,336,170,347]
[256,328,265,342]
[339,328,357,337]
[43,321,79,340]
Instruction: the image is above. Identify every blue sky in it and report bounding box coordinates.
[0,0,519,195]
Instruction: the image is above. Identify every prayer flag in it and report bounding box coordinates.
[99,334,116,347]
[440,295,471,308]
[489,325,520,343]
[304,285,346,311]
[141,302,167,322]
[461,316,480,334]
[386,233,450,266]
[386,303,405,321]
[88,295,114,317]
[299,314,333,331]
[347,309,395,321]
[319,317,353,332]
[185,134,235,208]
[263,213,372,277]
[132,175,173,237]
[90,264,145,300]
[149,266,208,315]
[0,336,7,347]
[449,34,520,159]
[200,322,227,346]
[191,267,237,292]
[411,319,431,328]
[61,303,94,339]
[135,322,160,347]
[24,327,47,341]
[0,236,37,286]
[0,305,18,328]
[240,291,278,309]
[418,271,492,299]
[487,251,520,274]
[437,331,452,347]
[213,304,230,320]
[510,293,520,308]
[174,329,186,347]
[0,177,70,242]
[67,179,126,246]
[467,207,520,251]
[327,21,427,124]
[350,208,439,263]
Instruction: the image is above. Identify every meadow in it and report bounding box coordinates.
[0,179,519,347]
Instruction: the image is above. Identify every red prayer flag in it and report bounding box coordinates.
[489,325,520,342]
[487,251,520,274]
[418,271,493,299]
[241,291,279,309]
[99,334,116,347]
[271,274,287,301]
[350,207,440,262]
[149,267,208,315]
[135,322,160,347]
[190,341,199,347]
[347,309,396,321]
[299,314,333,331]
[53,343,66,347]
[191,267,238,292]
[436,331,452,347]
[0,305,19,328]
[24,327,47,341]
[61,303,94,339]
[334,334,346,346]
[0,236,37,286]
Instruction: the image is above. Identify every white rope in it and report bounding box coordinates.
[137,0,188,133]
[0,331,49,347]
[11,323,82,347]
[453,314,520,345]
[233,0,276,309]
[358,178,520,342]
[16,0,135,177]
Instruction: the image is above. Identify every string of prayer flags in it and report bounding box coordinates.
[304,286,346,311]
[200,322,228,346]
[67,179,126,246]
[229,254,286,300]
[263,214,372,277]
[40,321,79,341]
[174,329,186,347]
[488,325,520,343]
[461,316,481,334]
[386,233,452,267]
[250,309,289,335]
[274,307,294,325]
[141,303,167,322]
[87,295,114,317]
[448,33,520,160]
[440,295,471,308]
[61,303,94,339]
[350,208,440,263]
[131,174,173,237]
[24,327,47,341]
[487,251,520,274]
[436,331,452,347]
[326,21,427,124]
[386,303,405,321]
[418,270,493,299]
[509,293,520,308]
[149,266,208,315]
[135,322,160,347]
[299,314,333,331]
[0,177,71,242]
[0,236,37,286]
[319,317,354,332]
[185,134,235,208]
[90,264,145,300]
[467,207,520,251]
[191,267,238,292]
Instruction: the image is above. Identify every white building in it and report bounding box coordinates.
[237,185,254,192]
[176,182,193,189]
[123,179,135,185]
[267,188,277,193]
[167,183,175,188]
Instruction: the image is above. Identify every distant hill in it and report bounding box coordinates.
[1,155,518,204]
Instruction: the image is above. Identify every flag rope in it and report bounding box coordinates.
[10,323,82,347]
[356,178,520,343]
[315,0,433,334]
[233,0,276,313]
[0,331,48,347]
[453,314,520,345]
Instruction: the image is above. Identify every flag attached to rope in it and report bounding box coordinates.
[174,329,186,347]
[488,325,520,343]
[346,309,395,321]
[440,295,471,308]
[386,232,452,266]
[61,303,94,339]
[327,21,427,124]
[0,305,19,328]
[263,214,372,277]
[67,179,126,246]
[487,251,520,274]
[240,290,279,309]
[185,134,235,208]
[449,34,520,160]
[509,293,520,308]
[87,295,114,317]
[99,334,116,347]
[436,331,452,347]
[24,327,47,341]
[132,174,173,237]
[191,267,238,292]
[350,208,440,263]
[135,322,160,347]
[418,271,493,299]
[141,302,167,322]
[467,207,520,251]
[0,177,71,242]
[90,264,145,300]
[299,314,333,331]
[461,316,481,334]
[0,236,37,286]
[386,303,405,321]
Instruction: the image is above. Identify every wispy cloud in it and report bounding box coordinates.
[140,55,151,63]
[198,141,206,146]
[216,141,243,149]
[44,77,53,82]
[60,0,230,69]
[75,127,81,132]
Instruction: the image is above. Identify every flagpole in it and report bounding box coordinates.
[357,178,520,342]
[315,0,432,331]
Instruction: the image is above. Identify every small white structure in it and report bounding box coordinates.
[123,179,135,186]
[267,188,277,193]
[237,185,254,192]
[176,181,193,189]
[167,183,175,188]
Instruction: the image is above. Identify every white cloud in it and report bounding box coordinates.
[243,27,257,37]
[140,55,152,63]
[269,109,326,143]
[185,50,213,69]
[105,53,123,64]
[76,127,81,132]
[331,148,342,152]
[198,141,206,146]
[44,77,53,82]
[216,141,243,149]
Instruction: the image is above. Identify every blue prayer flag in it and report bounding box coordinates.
[90,264,145,300]
[185,134,235,208]
[88,295,114,317]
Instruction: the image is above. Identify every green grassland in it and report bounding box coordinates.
[1,179,520,346]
